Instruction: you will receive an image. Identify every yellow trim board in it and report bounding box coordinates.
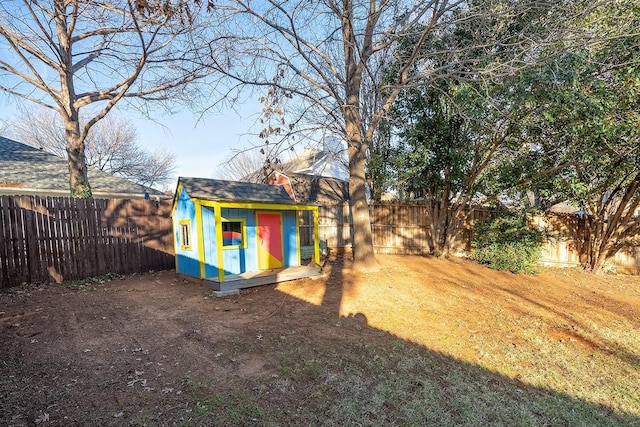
[214,203,225,283]
[196,199,318,211]
[295,211,302,265]
[313,208,320,267]
[195,201,206,279]
[171,182,184,217]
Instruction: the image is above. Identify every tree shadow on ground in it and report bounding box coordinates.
[267,255,639,426]
[1,257,638,426]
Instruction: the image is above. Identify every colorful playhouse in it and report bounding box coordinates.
[171,177,321,292]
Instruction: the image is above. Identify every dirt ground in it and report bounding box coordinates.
[1,254,639,426]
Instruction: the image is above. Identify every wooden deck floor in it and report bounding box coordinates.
[204,265,323,292]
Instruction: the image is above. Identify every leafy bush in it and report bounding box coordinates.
[471,212,543,274]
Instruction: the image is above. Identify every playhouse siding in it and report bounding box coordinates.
[219,207,257,276]
[172,177,320,284]
[174,187,201,277]
[201,206,218,278]
[177,203,304,279]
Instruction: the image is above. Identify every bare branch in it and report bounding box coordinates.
[7,106,176,189]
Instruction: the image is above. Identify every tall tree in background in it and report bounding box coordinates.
[0,0,219,197]
[382,5,556,255]
[214,0,591,270]
[8,108,176,189]
[517,0,640,272]
[366,117,395,202]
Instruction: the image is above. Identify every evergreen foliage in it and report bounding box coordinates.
[471,213,543,274]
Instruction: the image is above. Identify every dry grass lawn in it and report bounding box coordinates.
[1,254,639,426]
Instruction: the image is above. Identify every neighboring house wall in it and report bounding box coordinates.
[250,170,349,204]
[242,145,350,204]
[284,145,349,181]
[287,173,348,204]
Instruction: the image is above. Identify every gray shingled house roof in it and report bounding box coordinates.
[240,145,349,204]
[178,177,305,205]
[285,172,348,204]
[0,136,164,198]
[243,170,348,204]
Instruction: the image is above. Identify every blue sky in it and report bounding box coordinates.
[123,102,265,183]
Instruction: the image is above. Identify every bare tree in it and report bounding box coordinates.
[216,70,301,182]
[212,0,590,270]
[215,149,268,181]
[0,0,221,197]
[8,107,176,189]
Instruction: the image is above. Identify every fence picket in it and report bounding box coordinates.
[0,197,8,285]
[8,197,28,284]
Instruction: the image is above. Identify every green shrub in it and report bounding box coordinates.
[471,212,543,274]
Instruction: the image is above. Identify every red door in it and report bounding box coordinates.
[257,212,283,269]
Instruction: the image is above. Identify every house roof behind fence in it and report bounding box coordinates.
[178,177,300,205]
[243,170,349,204]
[0,136,164,198]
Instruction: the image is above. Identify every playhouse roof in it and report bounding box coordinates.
[178,177,301,205]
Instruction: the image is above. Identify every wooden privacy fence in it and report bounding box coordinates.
[532,213,640,274]
[4,198,638,288]
[301,203,492,255]
[301,202,640,273]
[0,196,174,289]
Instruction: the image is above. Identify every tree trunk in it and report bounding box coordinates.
[340,0,377,272]
[347,134,378,271]
[64,117,92,198]
[428,201,447,256]
[590,254,608,274]
[585,218,610,273]
[428,202,464,258]
[589,238,609,274]
[344,107,377,271]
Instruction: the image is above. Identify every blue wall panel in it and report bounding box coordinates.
[173,187,200,277]
[282,211,299,267]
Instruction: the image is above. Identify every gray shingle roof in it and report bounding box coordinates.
[178,177,298,205]
[286,172,349,204]
[277,148,328,173]
[0,136,163,198]
[243,170,348,204]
